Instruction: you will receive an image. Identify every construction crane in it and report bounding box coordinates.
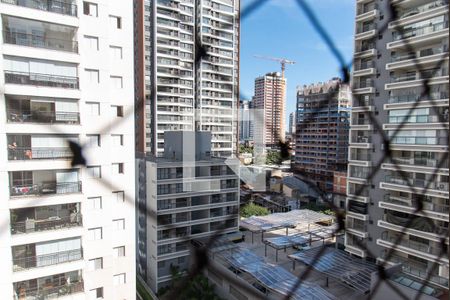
[253,55,296,79]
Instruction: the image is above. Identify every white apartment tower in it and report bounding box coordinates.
[0,1,136,299]
[347,0,448,291]
[139,0,240,157]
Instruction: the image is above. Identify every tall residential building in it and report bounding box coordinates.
[136,131,239,293]
[288,111,296,135]
[293,78,351,192]
[0,1,136,299]
[346,0,449,291]
[135,0,240,157]
[239,99,253,142]
[253,72,286,148]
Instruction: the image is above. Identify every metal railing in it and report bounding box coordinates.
[397,0,448,20]
[8,147,73,160]
[3,31,78,53]
[13,248,82,271]
[11,214,82,234]
[390,136,448,145]
[393,21,448,40]
[385,176,449,191]
[388,114,447,124]
[14,281,84,300]
[10,181,82,197]
[1,0,78,16]
[382,194,449,214]
[388,91,449,103]
[4,70,79,89]
[6,109,80,124]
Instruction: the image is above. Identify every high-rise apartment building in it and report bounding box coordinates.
[239,99,253,142]
[253,72,286,148]
[347,0,449,290]
[0,1,136,299]
[135,0,240,157]
[288,111,296,135]
[293,78,351,191]
[136,131,239,293]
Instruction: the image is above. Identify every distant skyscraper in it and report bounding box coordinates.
[239,99,253,141]
[346,0,449,290]
[289,111,296,135]
[135,0,240,157]
[293,78,350,191]
[253,72,286,148]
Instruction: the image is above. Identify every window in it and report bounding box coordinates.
[113,246,125,257]
[84,35,99,50]
[113,218,125,230]
[110,46,123,59]
[113,273,126,285]
[88,196,102,210]
[112,163,124,174]
[88,257,103,270]
[110,76,123,89]
[85,69,99,83]
[111,134,124,146]
[89,287,103,299]
[113,191,125,203]
[86,102,100,116]
[109,15,122,29]
[87,166,101,178]
[83,1,98,17]
[86,134,101,147]
[88,227,102,240]
[112,105,124,117]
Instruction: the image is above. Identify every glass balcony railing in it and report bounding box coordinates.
[393,21,448,41]
[8,147,73,160]
[398,0,448,20]
[1,0,78,16]
[390,68,448,83]
[3,31,78,53]
[355,60,374,71]
[390,156,448,168]
[388,114,448,124]
[385,176,449,191]
[13,280,84,300]
[381,234,441,256]
[350,135,372,143]
[356,23,376,34]
[355,78,374,89]
[13,248,82,271]
[390,136,448,145]
[4,71,79,89]
[391,45,448,62]
[388,91,449,104]
[10,181,82,197]
[6,109,80,124]
[11,214,82,234]
[352,118,371,125]
[383,194,449,214]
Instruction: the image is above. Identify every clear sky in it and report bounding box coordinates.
[240,0,356,123]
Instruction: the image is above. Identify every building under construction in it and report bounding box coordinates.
[293,78,351,191]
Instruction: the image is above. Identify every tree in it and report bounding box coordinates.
[241,203,269,218]
[181,275,222,300]
[266,150,282,165]
[239,144,253,154]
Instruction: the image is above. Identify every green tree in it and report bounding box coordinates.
[180,275,222,300]
[240,203,269,218]
[266,150,282,165]
[239,144,253,153]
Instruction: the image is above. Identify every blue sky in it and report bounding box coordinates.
[240,0,356,120]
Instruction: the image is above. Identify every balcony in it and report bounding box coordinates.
[13,248,82,272]
[390,68,448,84]
[7,109,80,124]
[382,194,449,215]
[388,90,449,104]
[389,135,448,146]
[8,147,72,161]
[3,31,78,53]
[13,271,84,299]
[1,0,78,17]
[390,156,448,169]
[393,21,448,41]
[384,175,449,192]
[391,45,448,63]
[388,114,448,124]
[397,1,448,20]
[4,71,79,89]
[380,232,442,257]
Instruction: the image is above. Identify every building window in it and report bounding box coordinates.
[88,196,102,210]
[113,191,125,203]
[83,1,98,17]
[86,102,100,116]
[113,246,125,257]
[113,273,126,285]
[88,227,103,240]
[85,69,100,83]
[111,105,124,117]
[86,134,101,147]
[84,35,99,50]
[110,76,123,89]
[89,287,104,299]
[111,134,124,146]
[87,166,101,178]
[110,46,123,59]
[113,218,125,230]
[109,15,122,29]
[112,163,124,174]
[88,257,103,270]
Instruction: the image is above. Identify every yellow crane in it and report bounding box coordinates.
[253,55,296,79]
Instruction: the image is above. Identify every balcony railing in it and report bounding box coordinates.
[391,157,448,168]
[385,176,449,191]
[383,194,449,214]
[391,45,448,62]
[352,118,371,125]
[1,0,78,16]
[4,71,79,89]
[14,281,84,300]
[355,60,374,70]
[393,21,448,41]
[388,91,449,104]
[355,78,374,89]
[398,0,448,20]
[7,109,80,124]
[388,114,448,124]
[390,68,448,83]
[390,136,448,146]
[381,234,440,256]
[8,147,73,160]
[3,31,78,53]
[351,135,372,143]
[357,23,376,34]
[10,181,82,197]
[13,248,82,271]
[11,214,82,234]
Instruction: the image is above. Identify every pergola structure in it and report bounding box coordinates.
[288,247,378,294]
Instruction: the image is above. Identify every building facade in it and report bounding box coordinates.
[239,99,253,142]
[136,131,239,293]
[293,78,351,192]
[253,72,286,148]
[0,1,136,299]
[135,0,240,157]
[347,0,449,290]
[289,111,296,135]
